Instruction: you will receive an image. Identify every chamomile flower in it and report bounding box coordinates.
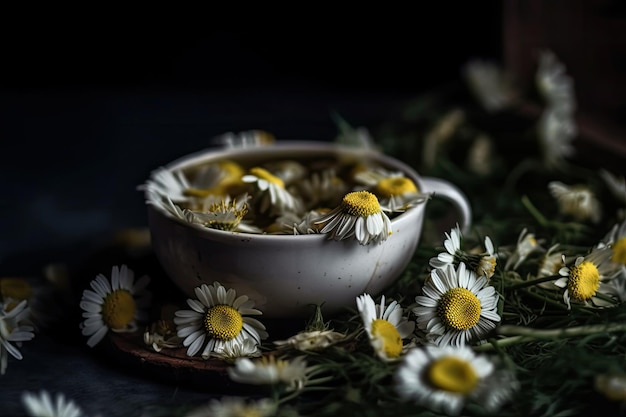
[263,159,308,186]
[21,390,84,417]
[295,168,347,209]
[79,264,151,348]
[504,228,545,271]
[549,181,601,223]
[138,167,191,203]
[555,247,620,309]
[273,329,347,352]
[173,282,268,359]
[186,198,250,232]
[213,337,263,362]
[184,396,276,417]
[228,355,309,391]
[462,59,517,113]
[395,345,505,416]
[430,225,497,279]
[314,190,392,245]
[143,319,182,353]
[355,169,430,214]
[0,299,35,375]
[182,160,246,199]
[536,244,566,288]
[599,220,626,267]
[272,210,326,235]
[242,167,303,216]
[413,263,501,347]
[356,293,415,361]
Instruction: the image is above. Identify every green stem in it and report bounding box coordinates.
[521,195,549,227]
[506,275,560,291]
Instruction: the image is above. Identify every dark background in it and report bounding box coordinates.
[1,5,504,271]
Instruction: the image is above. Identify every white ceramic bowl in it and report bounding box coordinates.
[146,142,471,318]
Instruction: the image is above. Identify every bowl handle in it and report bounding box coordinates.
[420,176,472,233]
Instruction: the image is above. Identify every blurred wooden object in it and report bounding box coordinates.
[503,0,626,167]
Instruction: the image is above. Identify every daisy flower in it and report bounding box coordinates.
[184,396,276,417]
[173,282,268,359]
[314,190,392,245]
[413,262,501,347]
[241,166,303,216]
[549,181,601,223]
[295,168,347,209]
[270,210,326,235]
[0,299,35,375]
[555,247,620,309]
[143,319,182,353]
[536,244,566,289]
[138,167,191,204]
[185,198,250,232]
[537,106,577,169]
[21,390,84,417]
[462,59,517,113]
[356,293,415,361]
[182,159,246,199]
[273,329,347,352]
[504,228,545,271]
[429,225,497,279]
[228,355,309,391]
[212,337,262,362]
[79,264,151,348]
[354,169,430,214]
[263,159,308,186]
[395,345,514,416]
[598,220,626,267]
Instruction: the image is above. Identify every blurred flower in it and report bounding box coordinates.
[356,294,415,361]
[413,263,500,347]
[21,390,84,417]
[555,247,620,309]
[182,160,246,199]
[595,373,626,403]
[549,181,601,223]
[184,396,276,417]
[536,49,576,113]
[314,190,392,245]
[333,113,378,151]
[536,244,565,289]
[466,134,495,176]
[228,355,309,391]
[354,169,430,214]
[174,282,267,359]
[212,130,275,149]
[538,107,577,169]
[422,109,465,170]
[600,169,626,206]
[185,198,250,232]
[264,159,308,186]
[139,167,191,204]
[274,330,347,352]
[598,220,626,267]
[242,167,303,216]
[395,345,514,416]
[295,168,347,210]
[462,59,517,112]
[1,299,35,375]
[504,228,545,271]
[79,264,151,348]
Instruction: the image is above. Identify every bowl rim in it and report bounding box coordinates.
[146,141,426,243]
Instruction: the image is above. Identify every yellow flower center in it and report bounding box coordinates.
[611,237,626,265]
[371,319,403,358]
[342,191,382,216]
[0,277,32,301]
[102,290,136,329]
[568,260,600,301]
[374,177,418,198]
[249,167,285,188]
[204,305,243,341]
[218,160,245,184]
[427,356,479,394]
[437,288,481,331]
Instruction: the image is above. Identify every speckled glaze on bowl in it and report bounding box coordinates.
[147,142,471,318]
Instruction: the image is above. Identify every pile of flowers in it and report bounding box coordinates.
[4,50,626,417]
